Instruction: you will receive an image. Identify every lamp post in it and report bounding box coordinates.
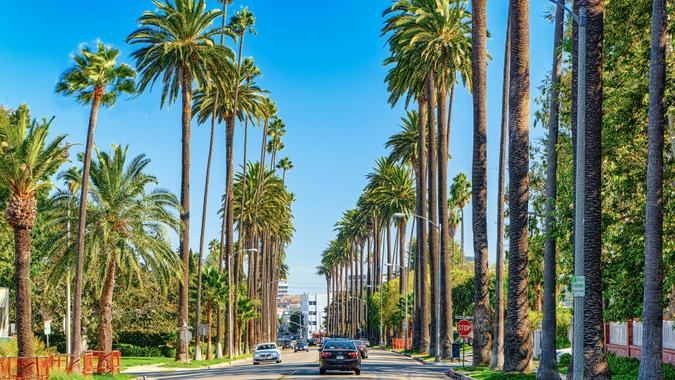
[394,212,441,363]
[228,248,258,360]
[545,2,585,379]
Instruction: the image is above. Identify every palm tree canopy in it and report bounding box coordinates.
[385,109,419,167]
[450,172,471,208]
[229,7,256,37]
[276,157,294,172]
[55,41,136,107]
[127,0,235,107]
[0,105,72,199]
[49,145,181,292]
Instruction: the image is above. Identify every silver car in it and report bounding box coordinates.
[253,342,282,365]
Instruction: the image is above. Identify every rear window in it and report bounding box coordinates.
[257,344,276,350]
[352,340,363,345]
[324,341,356,350]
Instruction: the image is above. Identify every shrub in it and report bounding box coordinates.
[0,336,54,356]
[112,343,164,357]
[558,353,572,367]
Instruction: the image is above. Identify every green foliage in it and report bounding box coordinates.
[112,343,166,358]
[0,336,54,356]
[605,353,675,379]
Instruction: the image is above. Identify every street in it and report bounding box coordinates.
[130,349,450,379]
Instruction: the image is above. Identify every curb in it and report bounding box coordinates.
[446,368,475,380]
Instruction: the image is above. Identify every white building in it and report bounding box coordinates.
[277,281,289,300]
[301,293,327,337]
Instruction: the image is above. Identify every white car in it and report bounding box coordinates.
[253,342,282,365]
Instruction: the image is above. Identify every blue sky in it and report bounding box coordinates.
[0,1,558,294]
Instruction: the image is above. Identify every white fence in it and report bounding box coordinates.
[631,320,675,350]
[609,322,628,345]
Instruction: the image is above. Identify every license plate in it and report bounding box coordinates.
[336,355,344,360]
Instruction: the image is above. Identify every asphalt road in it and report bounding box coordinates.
[135,348,450,379]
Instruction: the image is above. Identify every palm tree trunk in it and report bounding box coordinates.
[210,3,228,360]
[398,221,407,335]
[504,0,532,373]
[427,74,439,357]
[538,1,564,378]
[460,208,465,266]
[13,225,33,363]
[638,0,666,378]
[491,4,510,370]
[571,1,609,377]
[174,69,193,362]
[224,113,237,356]
[386,223,392,282]
[416,91,430,354]
[437,73,453,359]
[207,299,213,360]
[471,0,492,366]
[194,92,218,361]
[97,258,116,372]
[72,86,104,366]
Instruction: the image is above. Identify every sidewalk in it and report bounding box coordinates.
[123,357,252,374]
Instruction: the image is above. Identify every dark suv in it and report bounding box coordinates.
[319,340,361,375]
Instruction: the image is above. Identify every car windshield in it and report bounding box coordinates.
[352,340,363,346]
[257,344,276,350]
[323,341,356,350]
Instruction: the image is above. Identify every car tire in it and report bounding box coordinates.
[276,360,281,363]
[320,368,326,375]
[253,362,259,365]
[355,369,361,375]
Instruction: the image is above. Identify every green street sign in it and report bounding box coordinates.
[571,275,585,297]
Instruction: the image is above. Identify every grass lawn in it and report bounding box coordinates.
[120,356,173,370]
[159,353,251,369]
[456,364,568,380]
[49,371,135,380]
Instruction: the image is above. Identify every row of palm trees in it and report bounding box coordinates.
[4,0,296,372]
[321,0,670,378]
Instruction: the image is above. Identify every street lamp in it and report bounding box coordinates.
[545,2,586,379]
[394,212,442,364]
[228,248,258,360]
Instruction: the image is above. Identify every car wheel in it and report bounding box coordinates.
[276,360,281,363]
[355,369,361,375]
[320,368,326,375]
[253,362,259,365]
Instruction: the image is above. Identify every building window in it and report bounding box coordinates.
[309,311,316,315]
[309,301,316,305]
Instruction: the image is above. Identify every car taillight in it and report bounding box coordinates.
[348,351,359,358]
[321,352,331,359]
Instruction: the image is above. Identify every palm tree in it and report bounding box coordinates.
[276,157,294,182]
[127,0,233,361]
[55,41,136,361]
[0,106,71,366]
[386,110,419,171]
[201,267,228,360]
[572,0,609,377]
[492,5,510,370]
[538,1,564,378]
[504,0,532,372]
[267,119,286,169]
[470,0,492,365]
[639,0,667,378]
[55,145,180,369]
[450,173,471,265]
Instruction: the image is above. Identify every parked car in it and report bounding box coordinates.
[308,338,317,346]
[295,340,309,352]
[319,340,361,375]
[253,342,281,365]
[359,338,370,347]
[351,340,368,359]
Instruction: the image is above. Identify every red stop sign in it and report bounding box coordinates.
[457,320,473,338]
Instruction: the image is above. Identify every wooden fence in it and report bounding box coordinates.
[0,350,120,379]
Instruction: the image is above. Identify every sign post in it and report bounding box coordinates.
[44,319,52,349]
[178,325,192,364]
[457,319,473,368]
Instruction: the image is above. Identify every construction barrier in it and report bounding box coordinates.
[0,356,51,380]
[391,338,412,351]
[0,350,120,379]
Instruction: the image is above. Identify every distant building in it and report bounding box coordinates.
[277,281,289,300]
[0,287,9,339]
[301,293,327,337]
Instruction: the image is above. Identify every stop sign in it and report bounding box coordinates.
[457,319,473,338]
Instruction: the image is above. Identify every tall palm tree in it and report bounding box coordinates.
[639,0,667,378]
[52,145,180,369]
[492,5,510,370]
[55,41,136,361]
[0,106,71,367]
[127,0,234,361]
[450,173,471,265]
[192,0,234,360]
[470,0,491,365]
[504,0,532,372]
[538,1,564,378]
[572,0,609,377]
[276,157,294,182]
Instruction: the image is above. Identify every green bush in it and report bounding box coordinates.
[115,331,169,348]
[558,353,572,367]
[112,343,167,357]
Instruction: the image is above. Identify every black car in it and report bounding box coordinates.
[319,340,361,375]
[308,338,317,346]
[281,340,295,350]
[351,340,368,359]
